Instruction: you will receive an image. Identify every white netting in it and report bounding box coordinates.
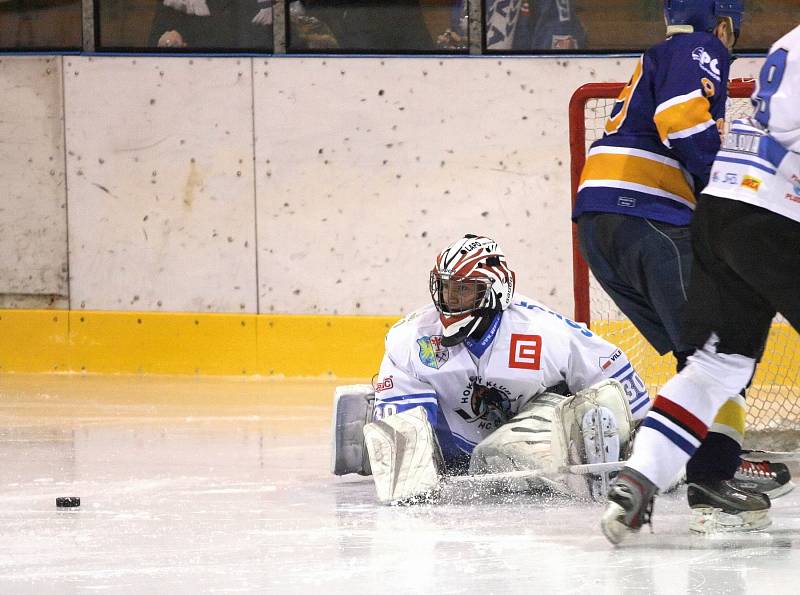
[578,87,800,436]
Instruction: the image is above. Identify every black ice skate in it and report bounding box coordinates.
[687,478,771,533]
[732,460,794,499]
[600,467,657,545]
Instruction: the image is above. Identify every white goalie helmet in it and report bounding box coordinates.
[429,234,516,347]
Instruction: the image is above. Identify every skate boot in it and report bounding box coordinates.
[601,467,657,545]
[687,478,771,533]
[733,460,794,499]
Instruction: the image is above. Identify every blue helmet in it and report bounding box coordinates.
[664,0,744,37]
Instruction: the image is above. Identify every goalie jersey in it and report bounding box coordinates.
[374,297,650,469]
[704,25,800,224]
[573,31,731,226]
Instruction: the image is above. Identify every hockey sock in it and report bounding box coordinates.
[627,345,755,491]
[686,431,741,483]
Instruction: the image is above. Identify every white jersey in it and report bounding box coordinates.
[705,25,800,223]
[374,297,650,467]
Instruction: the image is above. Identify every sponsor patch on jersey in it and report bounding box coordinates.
[741,175,762,191]
[792,175,800,195]
[691,47,721,81]
[508,334,542,370]
[417,335,449,369]
[617,197,637,208]
[786,193,800,204]
[599,348,624,371]
[375,376,394,392]
[712,170,739,185]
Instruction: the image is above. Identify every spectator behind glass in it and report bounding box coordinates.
[292,0,435,51]
[149,0,274,49]
[438,0,586,50]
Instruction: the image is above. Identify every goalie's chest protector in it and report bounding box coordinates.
[383,299,611,451]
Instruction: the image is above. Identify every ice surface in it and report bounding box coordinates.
[2,374,800,594]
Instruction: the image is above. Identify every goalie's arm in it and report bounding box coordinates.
[562,329,651,420]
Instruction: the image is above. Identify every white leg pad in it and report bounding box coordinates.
[469,393,568,493]
[363,406,443,504]
[331,384,374,476]
[552,379,634,500]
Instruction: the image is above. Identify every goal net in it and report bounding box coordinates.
[568,80,800,441]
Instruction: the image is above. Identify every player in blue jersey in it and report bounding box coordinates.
[571,0,792,508]
[602,24,800,543]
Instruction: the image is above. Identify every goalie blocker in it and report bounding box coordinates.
[332,379,634,504]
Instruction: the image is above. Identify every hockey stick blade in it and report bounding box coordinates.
[741,449,800,463]
[446,460,625,485]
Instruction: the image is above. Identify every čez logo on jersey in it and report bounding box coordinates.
[417,335,449,369]
[692,47,721,81]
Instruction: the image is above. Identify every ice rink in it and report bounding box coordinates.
[3,374,800,594]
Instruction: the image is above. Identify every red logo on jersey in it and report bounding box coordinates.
[375,376,394,392]
[509,334,542,370]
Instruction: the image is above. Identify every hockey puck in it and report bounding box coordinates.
[56,497,80,508]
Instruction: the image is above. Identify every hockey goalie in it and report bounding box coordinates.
[332,234,651,504]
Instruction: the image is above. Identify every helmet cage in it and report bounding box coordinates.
[429,271,492,316]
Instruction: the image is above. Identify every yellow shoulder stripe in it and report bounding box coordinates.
[654,96,714,142]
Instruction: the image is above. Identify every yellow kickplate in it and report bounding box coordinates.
[257,315,396,377]
[0,310,69,372]
[69,311,259,375]
[0,309,397,377]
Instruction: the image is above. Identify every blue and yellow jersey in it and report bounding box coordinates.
[573,32,730,225]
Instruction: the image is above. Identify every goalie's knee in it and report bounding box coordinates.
[469,392,562,476]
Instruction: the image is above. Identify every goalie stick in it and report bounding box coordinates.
[446,460,625,485]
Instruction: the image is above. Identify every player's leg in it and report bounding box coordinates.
[576,212,680,355]
[579,212,745,491]
[602,197,773,542]
[718,200,800,334]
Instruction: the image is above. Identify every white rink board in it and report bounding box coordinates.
[63,57,258,313]
[0,55,765,315]
[0,57,68,306]
[254,56,644,315]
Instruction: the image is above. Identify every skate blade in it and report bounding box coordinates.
[601,502,635,545]
[689,506,772,534]
[767,480,795,499]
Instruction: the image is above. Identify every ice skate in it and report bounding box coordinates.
[732,459,794,499]
[600,467,657,545]
[687,478,771,533]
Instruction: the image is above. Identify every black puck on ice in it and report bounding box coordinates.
[56,497,80,508]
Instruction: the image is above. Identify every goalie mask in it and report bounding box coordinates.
[430,234,515,347]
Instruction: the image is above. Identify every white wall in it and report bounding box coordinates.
[0,55,764,318]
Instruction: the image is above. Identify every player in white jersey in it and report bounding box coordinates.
[601,24,800,544]
[332,234,650,503]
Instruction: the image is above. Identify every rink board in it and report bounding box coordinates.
[0,309,394,377]
[0,309,797,384]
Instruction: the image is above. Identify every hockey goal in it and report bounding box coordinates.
[569,79,800,438]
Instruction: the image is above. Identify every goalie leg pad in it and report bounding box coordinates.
[552,379,634,500]
[331,385,374,476]
[469,392,569,493]
[363,406,443,504]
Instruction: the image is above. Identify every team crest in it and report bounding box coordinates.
[417,335,449,369]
